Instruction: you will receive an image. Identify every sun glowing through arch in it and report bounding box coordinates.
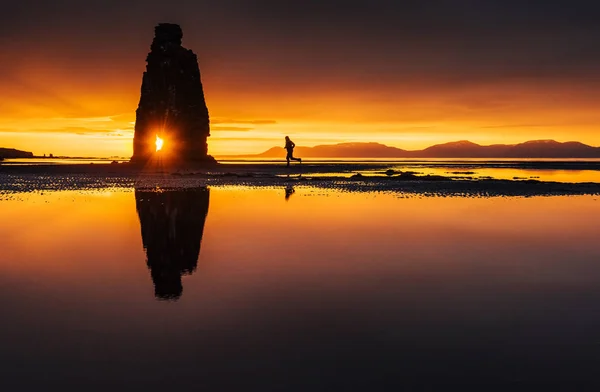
[155,135,164,152]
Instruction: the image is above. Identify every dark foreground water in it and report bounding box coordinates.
[1,187,599,391]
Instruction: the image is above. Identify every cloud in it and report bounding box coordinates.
[211,126,254,131]
[212,119,277,125]
[480,124,553,129]
[0,126,130,135]
[63,126,127,134]
[211,136,281,142]
[109,113,136,122]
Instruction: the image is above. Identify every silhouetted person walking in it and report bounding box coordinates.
[285,136,301,167]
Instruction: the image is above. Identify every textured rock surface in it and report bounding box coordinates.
[131,23,213,163]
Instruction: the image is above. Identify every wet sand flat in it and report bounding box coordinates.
[2,161,600,197]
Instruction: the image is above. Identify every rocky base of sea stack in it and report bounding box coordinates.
[129,154,218,168]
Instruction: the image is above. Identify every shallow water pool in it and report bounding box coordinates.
[1,187,599,390]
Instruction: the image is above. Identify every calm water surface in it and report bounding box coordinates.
[1,187,599,390]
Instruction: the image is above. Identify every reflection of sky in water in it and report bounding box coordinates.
[275,161,600,183]
[1,188,599,389]
[278,168,600,182]
[397,167,600,183]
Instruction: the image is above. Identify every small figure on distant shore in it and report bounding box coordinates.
[285,136,302,167]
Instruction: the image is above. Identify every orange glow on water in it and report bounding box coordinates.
[1,188,600,282]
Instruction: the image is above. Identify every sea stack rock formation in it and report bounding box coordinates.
[131,23,214,164]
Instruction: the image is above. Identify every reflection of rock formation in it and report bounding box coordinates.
[131,23,213,163]
[135,187,210,300]
[285,186,295,201]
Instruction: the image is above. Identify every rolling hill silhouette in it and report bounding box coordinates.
[227,140,600,159]
[0,148,33,159]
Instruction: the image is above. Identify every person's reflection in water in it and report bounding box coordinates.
[285,185,295,201]
[135,187,210,301]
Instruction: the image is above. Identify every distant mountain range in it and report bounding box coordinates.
[223,140,600,159]
[0,148,33,159]
[4,140,600,160]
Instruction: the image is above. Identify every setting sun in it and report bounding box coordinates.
[155,135,164,152]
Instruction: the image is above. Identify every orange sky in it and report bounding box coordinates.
[3,69,600,157]
[3,77,600,157]
[2,1,600,157]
